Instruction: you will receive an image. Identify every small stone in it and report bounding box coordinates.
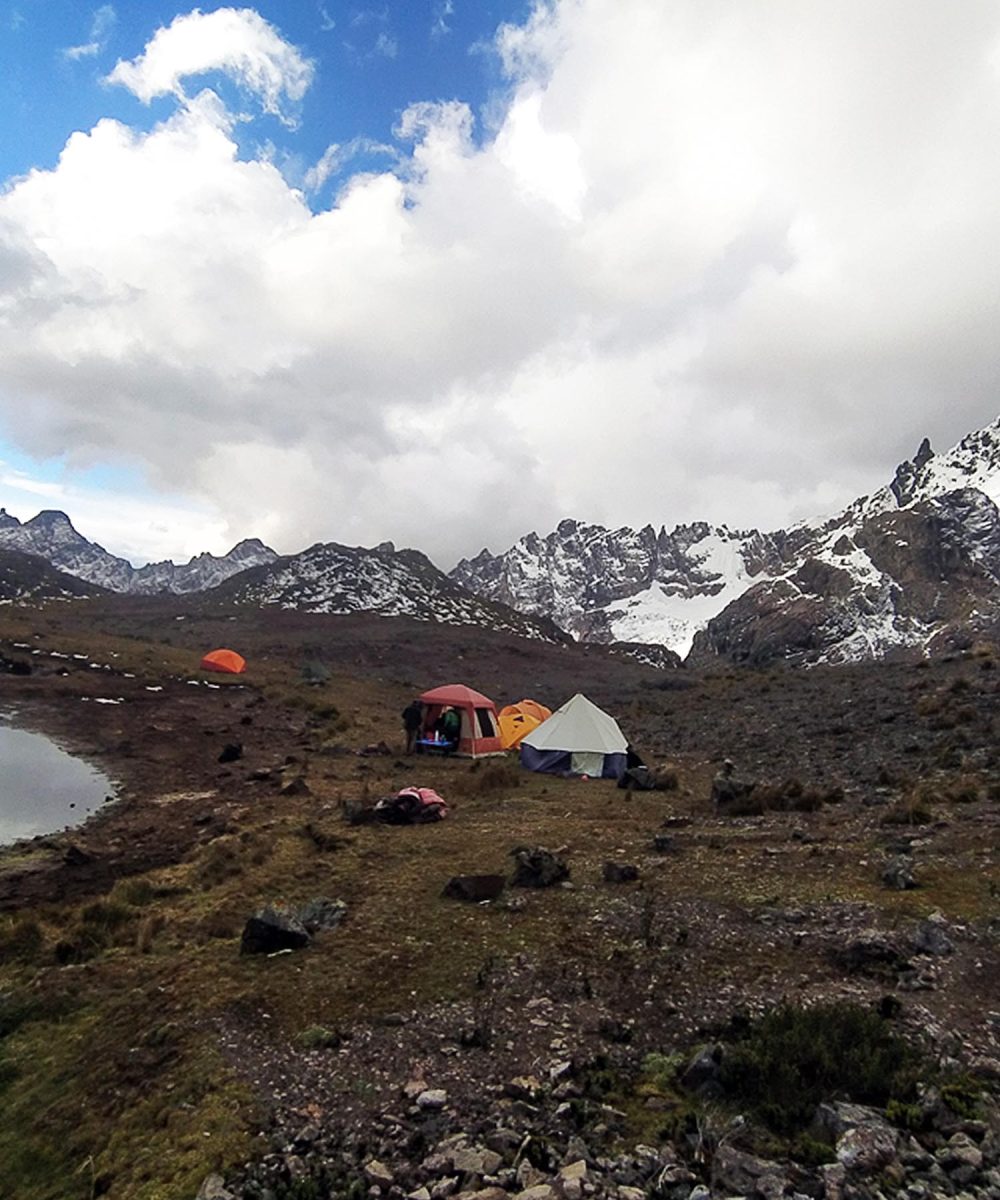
[452,1148,503,1176]
[365,1160,394,1186]
[602,861,639,883]
[407,1189,432,1200]
[513,1186,556,1200]
[417,1089,448,1110]
[559,1161,587,1182]
[196,1175,235,1200]
[505,1075,541,1100]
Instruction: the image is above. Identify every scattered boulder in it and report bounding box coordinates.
[835,930,908,975]
[711,1144,789,1197]
[217,742,243,764]
[510,847,569,888]
[881,854,918,890]
[280,774,311,796]
[442,875,506,903]
[912,913,955,956]
[651,834,677,853]
[240,907,311,955]
[296,898,347,934]
[602,861,639,883]
[711,760,759,812]
[836,1121,899,1174]
[416,1089,448,1111]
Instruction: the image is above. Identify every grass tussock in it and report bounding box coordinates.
[0,917,45,965]
[880,795,935,826]
[190,837,244,889]
[451,759,523,798]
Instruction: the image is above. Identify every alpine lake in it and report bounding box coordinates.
[0,715,114,843]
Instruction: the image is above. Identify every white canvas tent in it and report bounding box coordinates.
[519,693,628,778]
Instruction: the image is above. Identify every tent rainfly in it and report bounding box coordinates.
[418,683,505,758]
[519,693,627,778]
[200,648,246,674]
[497,698,552,750]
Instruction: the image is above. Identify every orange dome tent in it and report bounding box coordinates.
[418,683,504,757]
[498,699,552,750]
[200,648,246,675]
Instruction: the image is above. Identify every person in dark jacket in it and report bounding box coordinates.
[401,699,423,754]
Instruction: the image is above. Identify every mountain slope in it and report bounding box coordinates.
[0,509,277,594]
[207,540,569,643]
[0,546,107,603]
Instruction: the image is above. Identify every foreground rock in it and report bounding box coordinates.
[240,908,311,955]
[510,847,569,888]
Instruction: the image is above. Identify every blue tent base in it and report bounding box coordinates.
[520,746,625,779]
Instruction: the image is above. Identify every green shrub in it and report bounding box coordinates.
[718,1002,918,1135]
[297,1025,343,1050]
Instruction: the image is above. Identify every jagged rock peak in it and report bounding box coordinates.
[890,436,935,506]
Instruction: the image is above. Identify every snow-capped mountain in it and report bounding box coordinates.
[0,509,277,594]
[453,416,1000,665]
[0,546,107,604]
[451,519,781,658]
[208,540,569,643]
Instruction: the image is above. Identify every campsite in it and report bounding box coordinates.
[0,596,999,1200]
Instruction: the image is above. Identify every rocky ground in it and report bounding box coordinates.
[0,598,998,1200]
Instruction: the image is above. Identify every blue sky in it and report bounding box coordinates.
[1,2,999,567]
[1,2,530,193]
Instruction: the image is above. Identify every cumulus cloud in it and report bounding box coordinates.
[4,0,1000,568]
[105,7,313,123]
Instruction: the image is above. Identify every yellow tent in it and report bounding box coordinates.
[498,699,553,750]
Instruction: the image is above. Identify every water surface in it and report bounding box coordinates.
[0,718,114,843]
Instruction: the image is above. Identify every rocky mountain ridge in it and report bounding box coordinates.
[5,416,1000,665]
[0,508,277,594]
[453,416,1000,665]
[208,539,569,643]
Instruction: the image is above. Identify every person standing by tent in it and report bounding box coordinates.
[401,698,423,755]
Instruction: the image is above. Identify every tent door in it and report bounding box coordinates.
[475,707,497,737]
[569,752,604,777]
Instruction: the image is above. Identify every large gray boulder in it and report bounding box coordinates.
[240,906,311,955]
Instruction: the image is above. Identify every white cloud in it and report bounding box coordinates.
[0,468,229,565]
[432,1,455,40]
[105,7,313,123]
[4,1,1000,570]
[63,3,116,61]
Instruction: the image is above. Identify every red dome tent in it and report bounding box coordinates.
[418,684,504,758]
[200,648,246,675]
